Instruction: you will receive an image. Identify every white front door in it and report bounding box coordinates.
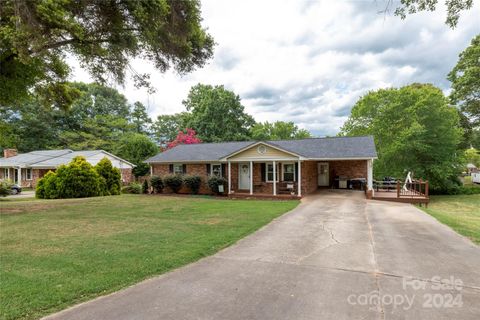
[238,163,250,189]
[317,162,329,186]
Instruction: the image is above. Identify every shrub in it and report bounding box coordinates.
[142,179,149,194]
[207,176,227,194]
[122,183,142,194]
[183,175,202,194]
[41,171,60,199]
[0,180,12,197]
[163,174,183,193]
[150,175,164,193]
[95,157,121,195]
[54,157,102,198]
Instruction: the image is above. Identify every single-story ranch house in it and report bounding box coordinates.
[0,149,134,187]
[145,136,377,198]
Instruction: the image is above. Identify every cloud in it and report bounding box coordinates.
[70,0,480,137]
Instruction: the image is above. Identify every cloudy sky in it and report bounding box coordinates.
[73,0,480,136]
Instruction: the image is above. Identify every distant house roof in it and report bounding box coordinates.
[145,136,377,163]
[467,163,477,169]
[0,150,134,168]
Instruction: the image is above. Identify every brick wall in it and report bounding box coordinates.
[151,163,215,194]
[329,160,367,185]
[120,168,134,184]
[301,161,318,195]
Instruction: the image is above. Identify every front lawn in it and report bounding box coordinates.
[420,194,480,245]
[0,195,299,320]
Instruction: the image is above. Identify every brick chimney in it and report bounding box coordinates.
[3,149,17,158]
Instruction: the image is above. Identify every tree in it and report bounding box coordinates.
[393,0,474,28]
[115,133,158,177]
[448,35,480,129]
[0,0,214,108]
[340,83,463,193]
[250,121,312,140]
[183,84,255,142]
[464,148,480,167]
[152,113,190,146]
[167,128,202,149]
[130,102,152,135]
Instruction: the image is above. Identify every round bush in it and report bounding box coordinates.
[150,175,164,193]
[55,156,102,198]
[163,174,183,193]
[207,176,227,194]
[142,179,150,194]
[0,180,12,197]
[95,157,121,195]
[41,171,60,199]
[122,183,142,194]
[183,175,202,194]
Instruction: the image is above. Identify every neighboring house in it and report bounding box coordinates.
[0,149,135,187]
[145,136,377,198]
[466,163,478,174]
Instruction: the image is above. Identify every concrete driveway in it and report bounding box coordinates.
[44,191,480,320]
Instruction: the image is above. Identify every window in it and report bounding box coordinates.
[283,163,295,181]
[3,168,9,179]
[173,164,184,175]
[211,164,222,177]
[266,163,279,182]
[26,168,32,180]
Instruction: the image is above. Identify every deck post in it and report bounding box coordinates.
[425,180,429,198]
[297,160,302,197]
[249,161,253,195]
[273,161,276,196]
[396,181,400,198]
[228,161,231,194]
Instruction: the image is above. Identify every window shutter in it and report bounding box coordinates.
[221,164,226,178]
[169,164,173,173]
[206,164,211,175]
[182,164,187,174]
[295,163,298,182]
[261,163,266,182]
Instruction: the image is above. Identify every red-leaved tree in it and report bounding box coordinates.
[166,128,202,149]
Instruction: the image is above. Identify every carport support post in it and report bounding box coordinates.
[228,161,231,194]
[297,160,302,197]
[249,161,253,195]
[367,159,373,196]
[273,161,277,196]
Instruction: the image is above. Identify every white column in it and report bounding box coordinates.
[150,165,153,176]
[17,168,21,185]
[273,161,276,196]
[297,160,302,197]
[228,161,232,194]
[367,159,373,192]
[249,161,253,195]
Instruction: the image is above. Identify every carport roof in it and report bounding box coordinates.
[145,135,377,163]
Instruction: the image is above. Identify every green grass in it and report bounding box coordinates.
[0,195,299,320]
[420,194,480,245]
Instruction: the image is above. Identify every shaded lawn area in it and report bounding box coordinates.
[420,194,480,245]
[0,195,299,320]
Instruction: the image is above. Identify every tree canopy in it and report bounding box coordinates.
[250,121,311,141]
[0,0,214,107]
[340,83,463,193]
[182,84,255,142]
[448,34,480,128]
[115,133,158,177]
[393,0,474,28]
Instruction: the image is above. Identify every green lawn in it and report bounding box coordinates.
[0,195,299,320]
[420,194,480,245]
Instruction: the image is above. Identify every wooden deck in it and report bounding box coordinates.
[372,180,429,205]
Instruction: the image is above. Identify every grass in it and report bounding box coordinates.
[0,194,299,320]
[420,194,480,245]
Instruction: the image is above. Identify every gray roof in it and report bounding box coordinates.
[30,150,105,168]
[145,136,377,163]
[0,150,72,167]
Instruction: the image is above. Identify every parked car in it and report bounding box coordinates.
[11,184,22,195]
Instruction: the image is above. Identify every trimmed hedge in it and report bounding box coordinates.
[95,157,121,195]
[122,183,142,194]
[208,176,227,194]
[163,174,183,193]
[183,175,202,194]
[150,175,164,193]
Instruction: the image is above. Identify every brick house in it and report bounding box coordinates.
[145,136,377,198]
[0,149,134,187]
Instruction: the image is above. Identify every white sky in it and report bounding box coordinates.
[70,0,480,136]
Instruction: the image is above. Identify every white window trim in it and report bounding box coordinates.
[210,163,222,177]
[3,168,9,180]
[25,168,33,180]
[265,163,279,183]
[282,162,296,182]
[173,164,183,175]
